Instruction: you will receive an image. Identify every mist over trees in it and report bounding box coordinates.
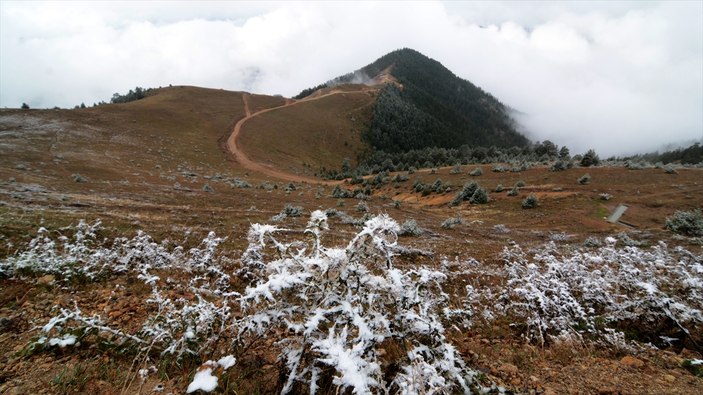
[619,142,703,165]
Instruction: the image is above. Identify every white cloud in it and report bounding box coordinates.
[1,0,701,156]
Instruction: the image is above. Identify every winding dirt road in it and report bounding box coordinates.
[226,88,375,184]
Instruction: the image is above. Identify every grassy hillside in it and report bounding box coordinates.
[238,87,376,177]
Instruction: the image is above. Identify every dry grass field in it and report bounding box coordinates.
[0,87,701,394]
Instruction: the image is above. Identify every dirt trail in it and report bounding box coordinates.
[227,88,375,185]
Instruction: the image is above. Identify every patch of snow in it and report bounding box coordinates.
[217,355,236,370]
[48,334,77,347]
[186,363,218,393]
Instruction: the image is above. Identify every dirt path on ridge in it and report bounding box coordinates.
[227,89,375,185]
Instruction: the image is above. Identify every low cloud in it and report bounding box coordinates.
[1,1,701,156]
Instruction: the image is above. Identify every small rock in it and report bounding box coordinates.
[663,374,675,383]
[620,355,644,368]
[37,274,55,285]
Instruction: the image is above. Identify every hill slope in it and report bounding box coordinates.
[299,48,529,153]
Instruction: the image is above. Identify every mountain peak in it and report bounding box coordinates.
[296,49,529,152]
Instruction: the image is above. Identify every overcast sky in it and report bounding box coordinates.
[1,1,701,156]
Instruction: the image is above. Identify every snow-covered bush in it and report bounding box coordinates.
[492,239,703,348]
[399,219,424,236]
[0,220,104,280]
[236,211,482,393]
[441,217,465,230]
[666,209,703,237]
[2,222,235,364]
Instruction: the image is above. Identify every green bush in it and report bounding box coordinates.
[666,209,703,237]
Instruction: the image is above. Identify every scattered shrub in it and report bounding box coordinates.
[449,164,462,174]
[451,181,479,206]
[469,187,489,204]
[332,185,353,199]
[399,219,424,236]
[202,184,214,193]
[515,180,525,188]
[495,184,504,193]
[72,174,87,183]
[441,217,464,229]
[666,209,703,237]
[507,186,519,197]
[493,224,510,234]
[272,204,304,221]
[599,193,612,201]
[522,193,539,209]
[469,167,483,176]
[578,174,591,185]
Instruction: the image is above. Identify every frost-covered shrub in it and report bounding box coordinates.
[583,236,602,247]
[392,173,409,182]
[469,167,483,176]
[332,185,352,199]
[356,201,369,213]
[441,217,464,229]
[666,209,703,237]
[202,184,214,193]
[0,220,104,280]
[449,164,462,174]
[469,187,488,204]
[259,181,276,191]
[515,180,525,188]
[599,193,612,201]
[272,204,304,221]
[493,240,703,348]
[5,222,235,362]
[578,174,591,185]
[72,173,87,183]
[550,161,566,171]
[237,212,482,393]
[494,184,504,193]
[450,181,479,206]
[663,166,678,174]
[228,178,252,188]
[507,185,519,197]
[493,224,510,234]
[521,193,539,209]
[399,219,424,236]
[549,232,572,242]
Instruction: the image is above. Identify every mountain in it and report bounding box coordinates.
[296,48,529,153]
